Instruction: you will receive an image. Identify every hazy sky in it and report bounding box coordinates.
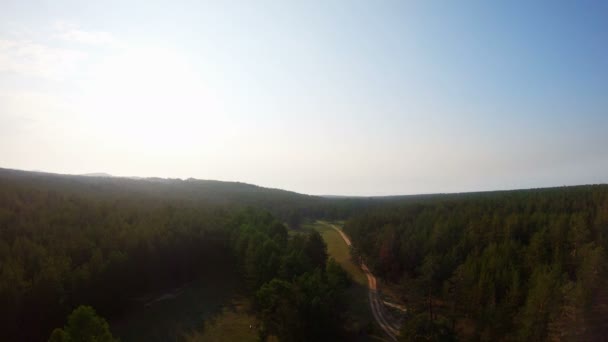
[1,1,607,195]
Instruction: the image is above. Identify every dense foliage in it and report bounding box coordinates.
[344,185,608,340]
[0,168,367,226]
[3,168,607,341]
[229,210,352,341]
[49,305,117,342]
[0,168,352,341]
[0,174,234,340]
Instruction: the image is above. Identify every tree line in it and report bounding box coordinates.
[0,168,372,226]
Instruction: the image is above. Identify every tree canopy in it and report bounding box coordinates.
[49,305,117,342]
[344,185,608,340]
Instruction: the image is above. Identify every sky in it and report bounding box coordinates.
[1,1,607,196]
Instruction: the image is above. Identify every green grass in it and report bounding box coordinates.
[306,221,382,341]
[309,221,368,286]
[110,269,240,342]
[182,298,260,342]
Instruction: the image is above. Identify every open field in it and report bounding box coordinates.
[110,269,240,342]
[306,221,386,341]
[183,298,260,342]
[306,221,368,285]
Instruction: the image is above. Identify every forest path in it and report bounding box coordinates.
[329,224,401,341]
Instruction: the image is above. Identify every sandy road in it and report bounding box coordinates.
[330,225,401,341]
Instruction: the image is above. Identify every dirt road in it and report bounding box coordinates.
[330,225,401,341]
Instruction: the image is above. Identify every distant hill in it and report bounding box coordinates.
[3,167,602,223]
[81,172,113,177]
[0,167,338,223]
[0,168,305,199]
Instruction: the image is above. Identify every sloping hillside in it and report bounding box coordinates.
[0,168,326,222]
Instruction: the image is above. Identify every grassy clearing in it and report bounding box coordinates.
[183,298,260,342]
[306,221,384,341]
[110,269,239,342]
[113,221,379,342]
[309,221,368,286]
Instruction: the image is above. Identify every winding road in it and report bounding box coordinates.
[330,224,401,341]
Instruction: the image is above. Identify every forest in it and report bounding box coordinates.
[344,185,608,340]
[0,168,372,227]
[0,168,351,341]
[2,168,607,341]
[230,210,352,341]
